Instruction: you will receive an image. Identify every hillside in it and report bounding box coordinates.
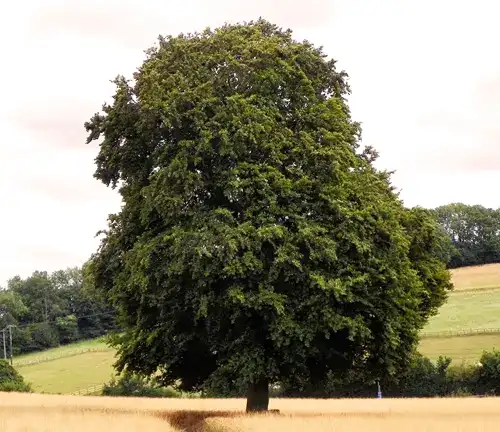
[14,338,116,394]
[424,263,500,333]
[450,263,500,292]
[420,263,500,363]
[12,263,500,394]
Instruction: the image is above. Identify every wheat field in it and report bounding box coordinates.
[208,413,500,432]
[0,407,176,432]
[3,392,500,431]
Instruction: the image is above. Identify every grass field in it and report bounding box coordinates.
[421,263,500,334]
[3,392,500,431]
[418,263,500,362]
[13,338,110,366]
[14,338,117,394]
[15,334,494,393]
[419,333,500,363]
[423,288,500,333]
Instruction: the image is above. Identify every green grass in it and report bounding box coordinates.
[13,338,110,366]
[14,339,117,394]
[423,288,500,333]
[416,264,500,363]
[419,334,500,364]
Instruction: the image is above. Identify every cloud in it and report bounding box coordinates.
[17,175,105,205]
[411,74,500,174]
[217,0,334,29]
[0,244,92,283]
[0,178,119,283]
[3,0,500,285]
[13,0,335,161]
[9,103,95,150]
[16,247,85,270]
[29,1,170,50]
[28,0,333,52]
[474,75,500,110]
[0,0,329,286]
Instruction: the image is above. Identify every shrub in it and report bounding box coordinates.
[473,349,500,395]
[446,361,476,395]
[102,372,180,398]
[396,354,452,397]
[278,353,476,398]
[100,349,500,399]
[0,360,31,392]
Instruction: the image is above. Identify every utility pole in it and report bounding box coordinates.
[1,329,6,360]
[44,297,48,322]
[7,325,15,365]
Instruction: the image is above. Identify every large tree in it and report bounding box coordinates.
[85,19,452,411]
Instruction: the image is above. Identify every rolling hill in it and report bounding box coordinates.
[13,338,116,394]
[420,263,500,363]
[12,263,500,393]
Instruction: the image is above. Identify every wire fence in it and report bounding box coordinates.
[13,347,114,367]
[420,327,500,339]
[71,384,104,396]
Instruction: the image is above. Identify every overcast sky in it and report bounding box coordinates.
[0,0,498,285]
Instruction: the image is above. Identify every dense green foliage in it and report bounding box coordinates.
[0,360,31,392]
[213,350,500,398]
[433,203,500,268]
[85,19,451,411]
[0,267,115,355]
[102,350,500,399]
[343,349,500,397]
[102,372,180,398]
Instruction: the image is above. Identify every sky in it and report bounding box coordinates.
[0,0,499,285]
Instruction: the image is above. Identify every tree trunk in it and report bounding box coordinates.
[246,378,269,413]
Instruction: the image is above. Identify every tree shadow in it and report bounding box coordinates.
[158,410,241,432]
[157,409,392,431]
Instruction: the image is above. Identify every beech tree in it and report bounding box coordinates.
[85,19,452,411]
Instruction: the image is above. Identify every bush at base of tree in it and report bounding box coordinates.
[277,349,500,398]
[102,372,181,398]
[0,360,31,392]
[99,349,500,399]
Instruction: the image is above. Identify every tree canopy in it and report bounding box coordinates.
[85,19,452,411]
[432,203,500,268]
[0,267,114,355]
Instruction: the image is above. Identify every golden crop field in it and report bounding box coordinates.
[3,392,500,432]
[451,263,500,292]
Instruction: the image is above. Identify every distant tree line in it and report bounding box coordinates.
[0,266,115,355]
[431,203,500,269]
